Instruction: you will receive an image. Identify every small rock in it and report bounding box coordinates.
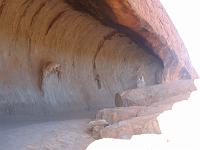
[87,120,109,139]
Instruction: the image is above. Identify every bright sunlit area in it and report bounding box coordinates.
[161,0,200,75]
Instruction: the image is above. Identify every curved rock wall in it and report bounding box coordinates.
[66,0,198,82]
[0,0,162,115]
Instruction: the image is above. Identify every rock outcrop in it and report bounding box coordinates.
[66,0,198,82]
[115,79,195,107]
[88,79,198,139]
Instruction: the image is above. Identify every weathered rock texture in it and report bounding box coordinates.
[0,0,162,115]
[100,114,161,139]
[88,80,199,139]
[66,0,198,82]
[115,79,195,107]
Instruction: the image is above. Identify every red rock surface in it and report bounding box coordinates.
[66,0,198,82]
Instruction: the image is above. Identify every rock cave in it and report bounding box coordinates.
[0,0,199,150]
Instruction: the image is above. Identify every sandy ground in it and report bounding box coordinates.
[0,113,95,150]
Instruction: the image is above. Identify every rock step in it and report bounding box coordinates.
[89,80,200,139]
[96,92,191,124]
[96,106,146,124]
[93,102,176,139]
[115,79,197,107]
[96,103,171,125]
[100,114,161,139]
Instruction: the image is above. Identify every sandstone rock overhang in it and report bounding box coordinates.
[0,0,164,114]
[66,0,198,82]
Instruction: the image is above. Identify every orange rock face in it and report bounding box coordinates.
[66,0,198,82]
